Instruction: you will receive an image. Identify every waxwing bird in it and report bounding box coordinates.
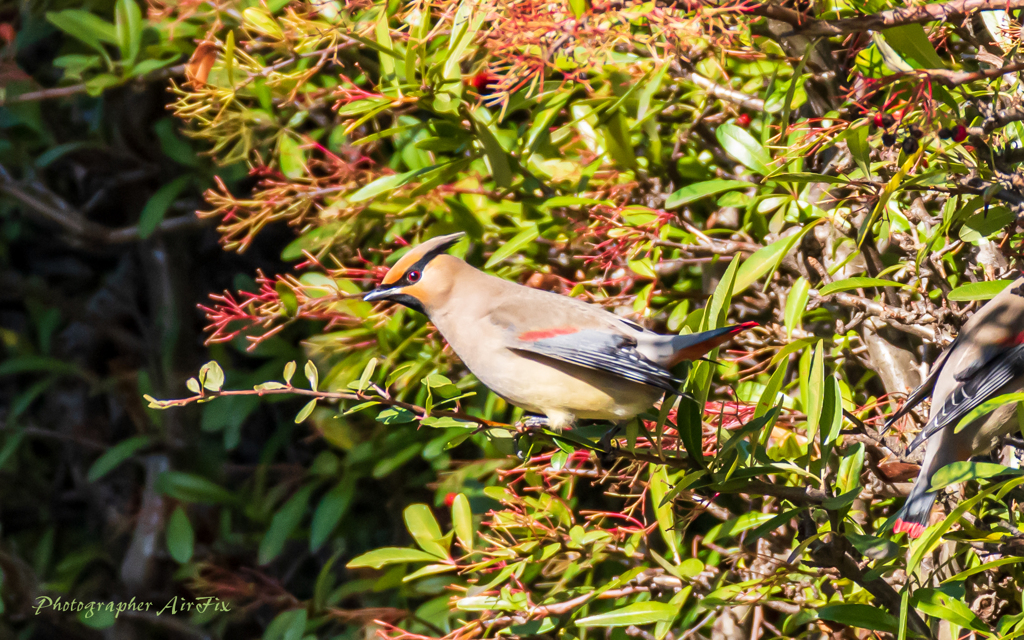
[364,232,757,430]
[885,276,1024,538]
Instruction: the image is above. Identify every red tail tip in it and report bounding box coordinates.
[730,321,760,333]
[894,519,926,539]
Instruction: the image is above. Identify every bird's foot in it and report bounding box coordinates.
[519,416,551,432]
[513,416,549,460]
[598,423,624,452]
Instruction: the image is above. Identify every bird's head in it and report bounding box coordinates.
[363,232,466,314]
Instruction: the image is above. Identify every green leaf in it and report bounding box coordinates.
[818,277,901,296]
[945,556,1024,582]
[294,399,317,424]
[716,123,772,174]
[402,562,459,582]
[837,442,865,495]
[87,435,150,482]
[734,219,823,293]
[242,7,283,39]
[404,504,448,558]
[845,125,871,176]
[930,461,1024,491]
[349,170,417,202]
[375,9,399,87]
[881,24,945,69]
[469,108,513,188]
[784,276,809,337]
[310,477,355,551]
[259,484,315,564]
[763,172,849,185]
[602,108,637,170]
[817,604,898,633]
[568,0,587,18]
[199,360,225,392]
[114,0,142,65]
[704,512,775,544]
[908,477,1024,571]
[954,392,1024,434]
[264,609,307,640]
[85,73,121,96]
[279,135,306,179]
[665,179,749,209]
[346,547,442,569]
[649,464,680,563]
[0,355,87,378]
[305,360,318,390]
[138,176,190,239]
[804,340,824,442]
[576,602,679,627]
[166,506,195,564]
[846,533,899,561]
[46,10,117,56]
[484,224,538,268]
[960,206,1013,242]
[157,471,236,504]
[452,493,474,551]
[948,279,1014,301]
[755,362,787,421]
[912,589,990,633]
[283,361,296,384]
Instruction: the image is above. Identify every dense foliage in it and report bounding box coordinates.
[7,0,1024,638]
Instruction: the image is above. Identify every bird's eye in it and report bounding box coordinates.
[407,270,421,283]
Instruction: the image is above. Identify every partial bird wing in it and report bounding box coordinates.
[483,288,684,393]
[883,334,961,432]
[908,344,1024,452]
[509,328,683,394]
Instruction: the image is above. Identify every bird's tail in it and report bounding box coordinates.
[665,322,759,367]
[893,474,936,539]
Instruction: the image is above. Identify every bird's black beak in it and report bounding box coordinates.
[363,286,397,302]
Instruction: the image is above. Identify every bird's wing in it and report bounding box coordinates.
[883,334,960,432]
[483,289,682,393]
[908,344,1024,452]
[509,328,683,394]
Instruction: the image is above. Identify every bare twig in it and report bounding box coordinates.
[812,288,937,340]
[0,64,186,106]
[765,0,1024,37]
[0,164,209,245]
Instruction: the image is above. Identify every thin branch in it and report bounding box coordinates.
[811,288,937,341]
[146,384,502,428]
[773,0,1024,37]
[682,72,767,112]
[0,164,209,245]
[0,64,186,106]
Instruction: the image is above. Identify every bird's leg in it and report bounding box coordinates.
[513,416,550,460]
[599,422,624,452]
[513,415,550,437]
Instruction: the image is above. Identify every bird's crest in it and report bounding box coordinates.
[383,232,466,285]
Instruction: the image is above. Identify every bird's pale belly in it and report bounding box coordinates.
[461,348,664,428]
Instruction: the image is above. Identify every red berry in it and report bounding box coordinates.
[873,113,884,127]
[469,72,495,92]
[736,113,751,128]
[444,492,458,507]
[952,124,968,143]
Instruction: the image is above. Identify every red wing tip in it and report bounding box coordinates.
[518,327,580,341]
[894,520,926,538]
